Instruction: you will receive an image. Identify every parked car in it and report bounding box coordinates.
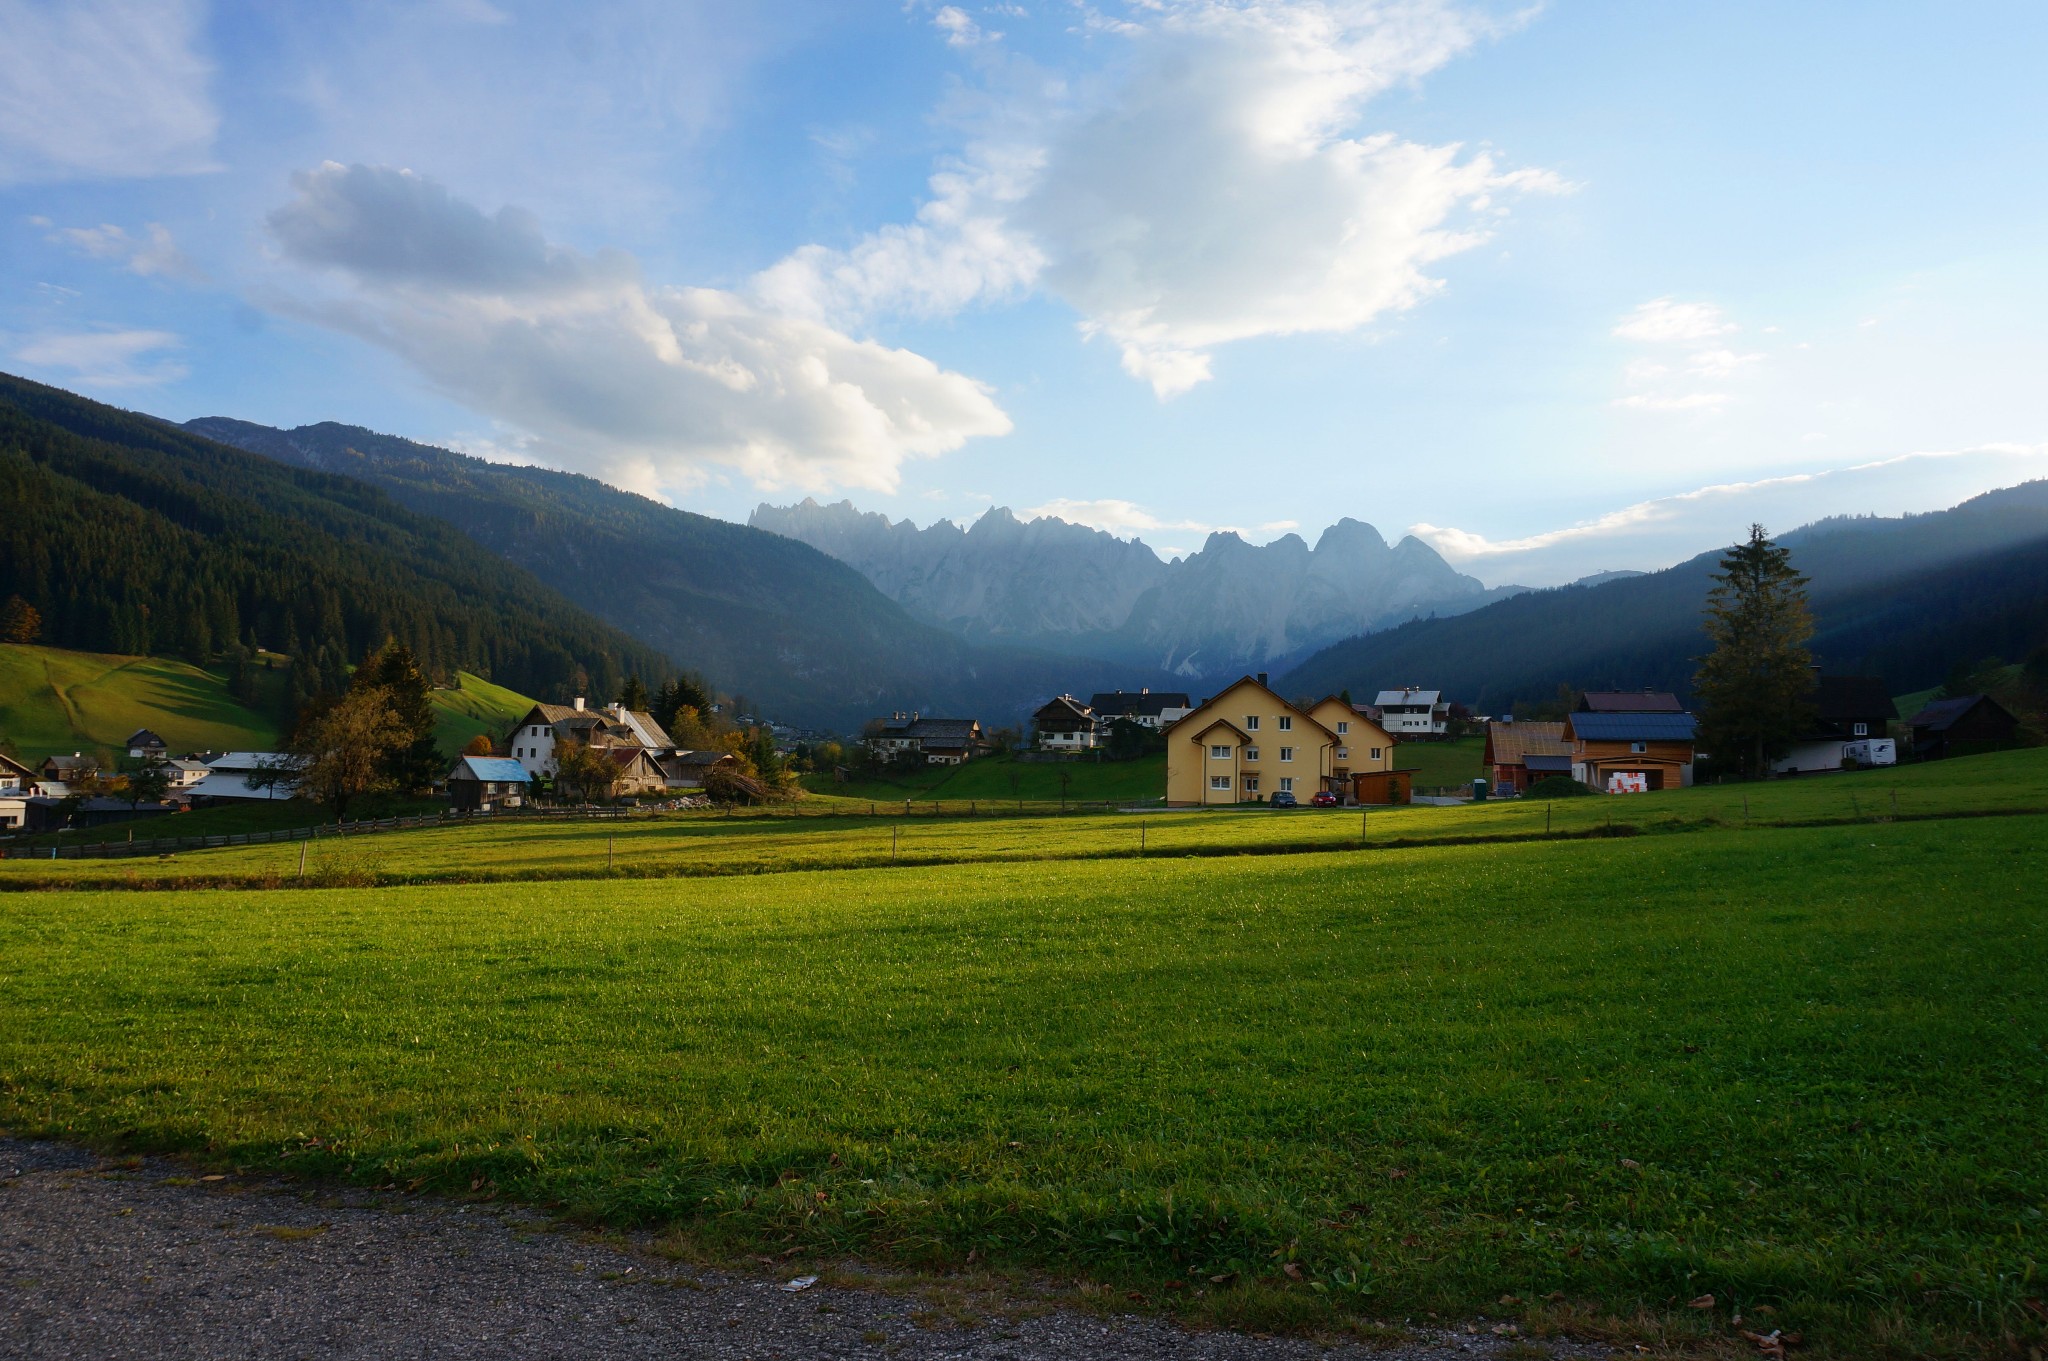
[1310,791,1339,807]
[1269,790,1298,808]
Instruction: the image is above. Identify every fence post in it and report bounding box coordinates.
[891,825,898,861]
[299,840,307,879]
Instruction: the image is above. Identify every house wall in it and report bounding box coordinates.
[1572,738,1696,790]
[1166,681,1346,807]
[508,716,562,777]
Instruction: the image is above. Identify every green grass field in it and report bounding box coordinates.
[807,750,1169,805]
[0,642,283,760]
[1395,733,1485,790]
[425,670,536,754]
[1,808,2042,1357]
[11,746,2045,891]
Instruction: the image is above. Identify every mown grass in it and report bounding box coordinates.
[8,746,2046,891]
[806,751,1169,805]
[0,818,2042,1357]
[1393,734,1486,791]
[426,670,536,756]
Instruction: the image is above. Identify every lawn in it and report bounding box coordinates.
[426,670,537,755]
[807,750,1167,806]
[1395,733,1484,791]
[10,745,2045,891]
[0,816,2042,1357]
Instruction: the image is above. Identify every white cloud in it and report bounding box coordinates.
[932,6,995,47]
[1612,391,1728,412]
[266,162,1012,496]
[1411,442,2048,582]
[0,0,217,184]
[1612,296,1762,414]
[763,0,1563,398]
[46,221,205,281]
[1612,297,1736,345]
[10,328,187,386]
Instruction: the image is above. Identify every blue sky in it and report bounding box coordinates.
[5,0,2047,584]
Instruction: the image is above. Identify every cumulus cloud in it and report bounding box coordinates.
[0,0,217,184]
[10,328,187,386]
[763,0,1563,398]
[266,163,1012,495]
[44,221,205,281]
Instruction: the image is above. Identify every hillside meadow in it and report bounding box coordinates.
[0,814,2042,1358]
[0,643,531,769]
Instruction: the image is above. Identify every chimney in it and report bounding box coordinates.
[572,697,585,711]
[1140,687,1149,695]
[1257,672,1268,687]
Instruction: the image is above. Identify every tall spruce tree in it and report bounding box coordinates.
[1694,524,1815,778]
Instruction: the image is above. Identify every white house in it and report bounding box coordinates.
[187,752,298,802]
[503,698,676,779]
[1374,689,1449,738]
[1088,689,1193,730]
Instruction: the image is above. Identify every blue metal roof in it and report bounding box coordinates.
[1569,711,1697,741]
[457,756,532,782]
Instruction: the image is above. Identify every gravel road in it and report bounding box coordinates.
[1,1139,1613,1360]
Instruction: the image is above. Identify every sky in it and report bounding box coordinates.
[5,0,2048,586]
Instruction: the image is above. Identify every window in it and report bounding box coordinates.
[1244,715,1260,731]
[1336,747,1348,759]
[1336,721,1349,735]
[1242,776,1260,793]
[1277,715,1293,731]
[1243,747,1259,762]
[1210,744,1232,759]
[1370,747,1381,760]
[1210,775,1231,791]
[1630,741,1647,754]
[1278,777,1293,792]
[1278,746,1293,762]
[1853,722,1869,736]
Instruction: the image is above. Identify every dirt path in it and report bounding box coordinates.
[0,1139,1611,1361]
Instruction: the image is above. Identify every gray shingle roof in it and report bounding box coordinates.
[1568,711,1698,741]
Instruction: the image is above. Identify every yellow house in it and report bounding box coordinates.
[1163,676,1398,806]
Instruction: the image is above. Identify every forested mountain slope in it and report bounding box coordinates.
[187,418,1167,730]
[0,373,668,705]
[1280,482,2048,709]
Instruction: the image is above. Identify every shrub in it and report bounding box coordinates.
[1524,774,1594,799]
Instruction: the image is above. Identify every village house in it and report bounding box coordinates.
[655,749,739,791]
[125,728,168,760]
[39,753,97,793]
[186,752,298,803]
[1164,674,1403,806]
[1032,696,1101,751]
[1563,692,1698,792]
[445,755,531,812]
[1088,689,1193,730]
[1771,675,1899,774]
[503,698,676,779]
[0,750,34,791]
[1482,720,1572,794]
[1375,689,1449,738]
[604,746,670,797]
[1907,693,2020,761]
[870,712,985,765]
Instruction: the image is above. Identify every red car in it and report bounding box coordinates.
[1310,791,1339,807]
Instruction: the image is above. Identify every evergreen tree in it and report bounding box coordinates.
[1694,525,1814,778]
[617,675,650,712]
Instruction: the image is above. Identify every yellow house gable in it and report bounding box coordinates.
[1165,677,1346,807]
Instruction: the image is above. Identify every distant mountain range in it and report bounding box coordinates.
[186,418,1172,731]
[749,498,1542,677]
[1280,482,2048,709]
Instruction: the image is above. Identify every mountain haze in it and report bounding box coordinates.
[749,498,1507,677]
[189,419,1173,731]
[1280,482,2048,709]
